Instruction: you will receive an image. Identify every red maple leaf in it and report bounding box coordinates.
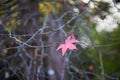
[56,34,79,56]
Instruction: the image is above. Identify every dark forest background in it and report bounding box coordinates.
[0,0,120,80]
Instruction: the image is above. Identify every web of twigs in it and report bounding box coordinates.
[0,0,119,80]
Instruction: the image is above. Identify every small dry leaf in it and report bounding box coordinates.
[56,33,79,56]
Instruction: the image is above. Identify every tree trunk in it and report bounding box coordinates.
[18,0,68,80]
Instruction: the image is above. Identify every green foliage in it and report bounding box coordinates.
[115,0,120,3]
[98,1,110,12]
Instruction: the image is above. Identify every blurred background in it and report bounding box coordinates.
[0,0,120,80]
